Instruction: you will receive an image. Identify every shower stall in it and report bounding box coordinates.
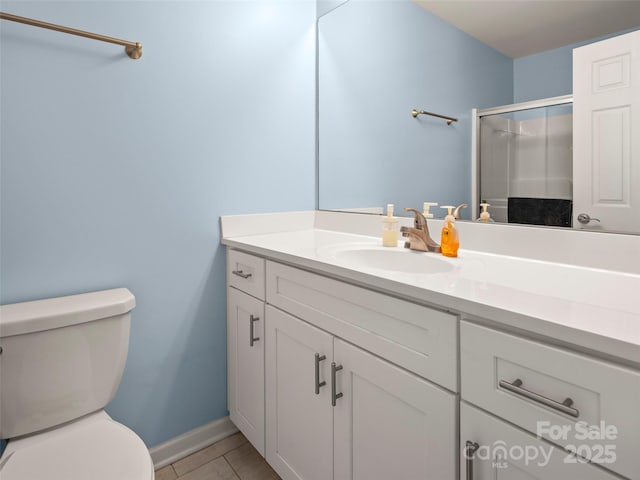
[473,95,573,227]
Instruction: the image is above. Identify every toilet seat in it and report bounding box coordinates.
[0,411,154,480]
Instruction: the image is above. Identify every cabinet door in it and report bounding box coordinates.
[265,306,334,480]
[461,403,620,480]
[228,287,265,455]
[333,339,457,480]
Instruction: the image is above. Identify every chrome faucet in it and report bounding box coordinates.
[400,208,441,253]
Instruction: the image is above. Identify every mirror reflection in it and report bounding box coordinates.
[478,99,573,227]
[318,0,640,234]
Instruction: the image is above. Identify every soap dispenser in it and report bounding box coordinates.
[440,206,459,258]
[477,203,495,223]
[382,203,399,247]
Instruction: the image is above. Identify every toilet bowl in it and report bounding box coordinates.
[0,289,154,480]
[0,411,154,480]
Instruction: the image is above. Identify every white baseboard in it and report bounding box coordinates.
[149,416,238,469]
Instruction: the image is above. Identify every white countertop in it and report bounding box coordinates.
[221,211,640,366]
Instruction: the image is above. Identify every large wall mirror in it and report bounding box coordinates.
[318,0,640,234]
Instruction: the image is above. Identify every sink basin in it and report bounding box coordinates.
[325,245,454,274]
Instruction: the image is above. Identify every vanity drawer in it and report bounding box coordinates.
[461,321,640,480]
[461,402,620,480]
[227,249,265,300]
[266,261,458,391]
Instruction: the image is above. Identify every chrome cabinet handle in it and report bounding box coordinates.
[465,441,480,480]
[499,378,579,418]
[232,269,252,279]
[331,362,343,406]
[249,315,260,347]
[577,213,600,224]
[314,353,327,394]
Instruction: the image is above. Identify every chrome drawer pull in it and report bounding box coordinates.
[499,378,579,418]
[314,353,327,394]
[232,269,252,279]
[331,362,343,406]
[249,315,260,347]
[465,441,480,480]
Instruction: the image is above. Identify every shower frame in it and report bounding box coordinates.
[470,94,573,221]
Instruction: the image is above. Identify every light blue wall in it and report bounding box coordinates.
[317,0,349,18]
[318,0,513,217]
[0,1,316,448]
[514,28,640,103]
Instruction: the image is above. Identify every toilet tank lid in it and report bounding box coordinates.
[0,288,135,338]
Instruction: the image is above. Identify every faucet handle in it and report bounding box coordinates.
[422,202,438,219]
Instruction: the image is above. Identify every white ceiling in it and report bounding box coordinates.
[413,0,640,58]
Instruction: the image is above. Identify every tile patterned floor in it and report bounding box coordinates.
[155,433,281,480]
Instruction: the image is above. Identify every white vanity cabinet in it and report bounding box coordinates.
[264,260,458,480]
[225,251,459,480]
[225,242,640,480]
[461,321,640,480]
[222,211,640,480]
[227,250,266,455]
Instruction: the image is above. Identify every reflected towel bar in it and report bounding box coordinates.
[0,11,142,59]
[412,108,458,125]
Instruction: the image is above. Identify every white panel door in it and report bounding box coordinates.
[265,306,334,480]
[461,403,620,480]
[333,339,457,480]
[227,287,265,455]
[573,30,640,233]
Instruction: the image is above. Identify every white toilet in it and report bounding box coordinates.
[0,288,154,480]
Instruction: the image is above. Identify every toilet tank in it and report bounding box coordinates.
[0,288,136,439]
